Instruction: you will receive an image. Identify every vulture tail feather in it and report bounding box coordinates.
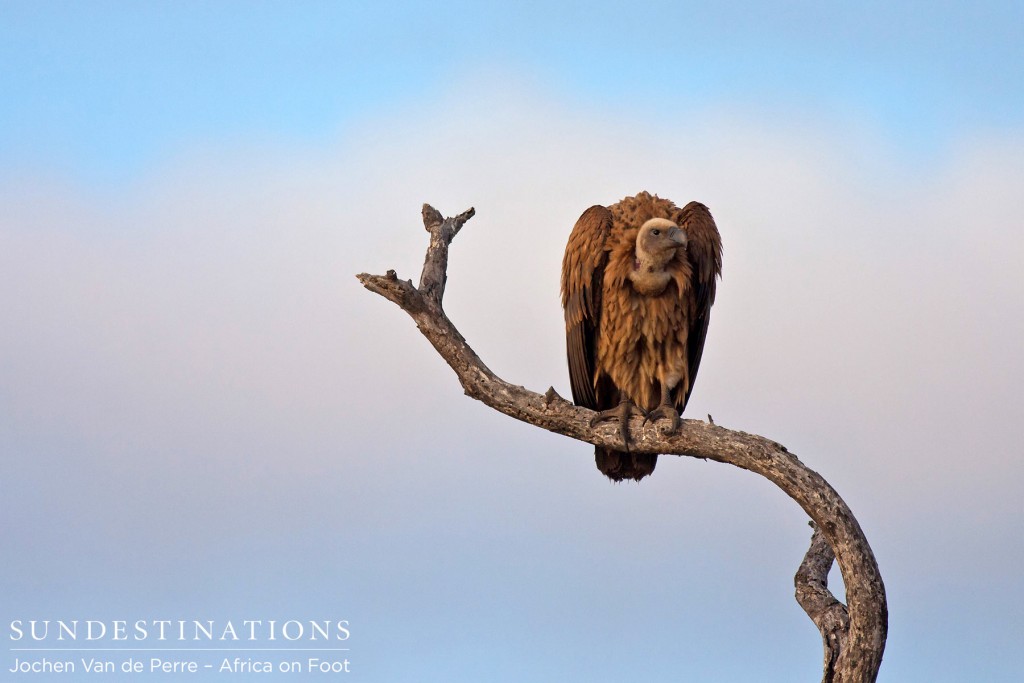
[595,447,657,482]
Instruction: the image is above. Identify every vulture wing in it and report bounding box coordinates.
[561,205,614,410]
[677,201,723,407]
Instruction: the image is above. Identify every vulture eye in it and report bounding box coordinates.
[651,229,661,236]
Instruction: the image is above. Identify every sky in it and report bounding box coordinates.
[1,2,1022,681]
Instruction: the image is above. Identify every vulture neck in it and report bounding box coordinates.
[629,250,675,296]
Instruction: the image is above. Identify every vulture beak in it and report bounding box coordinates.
[668,226,687,246]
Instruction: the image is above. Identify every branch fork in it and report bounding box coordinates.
[357,204,886,682]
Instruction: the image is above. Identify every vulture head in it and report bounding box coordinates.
[629,217,687,295]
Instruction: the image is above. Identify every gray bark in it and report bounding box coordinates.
[357,204,887,682]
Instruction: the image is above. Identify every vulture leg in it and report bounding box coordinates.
[590,399,647,450]
[644,383,681,434]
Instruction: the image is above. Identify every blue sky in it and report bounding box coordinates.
[3,2,1022,181]
[2,3,1023,682]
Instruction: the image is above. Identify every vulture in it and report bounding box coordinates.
[561,192,722,481]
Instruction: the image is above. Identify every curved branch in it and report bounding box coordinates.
[796,521,853,682]
[357,204,887,682]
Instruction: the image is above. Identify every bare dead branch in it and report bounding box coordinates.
[796,521,853,682]
[417,204,475,307]
[356,204,887,682]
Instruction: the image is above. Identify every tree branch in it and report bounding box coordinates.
[796,521,852,682]
[357,204,887,682]
[417,203,475,308]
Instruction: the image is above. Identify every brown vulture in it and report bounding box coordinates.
[561,192,722,481]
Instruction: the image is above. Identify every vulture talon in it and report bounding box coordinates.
[590,400,647,450]
[645,403,681,434]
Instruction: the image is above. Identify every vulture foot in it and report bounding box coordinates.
[644,403,681,434]
[590,400,646,450]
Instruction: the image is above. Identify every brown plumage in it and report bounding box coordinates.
[561,192,722,481]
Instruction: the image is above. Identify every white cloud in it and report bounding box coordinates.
[4,77,1022,519]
